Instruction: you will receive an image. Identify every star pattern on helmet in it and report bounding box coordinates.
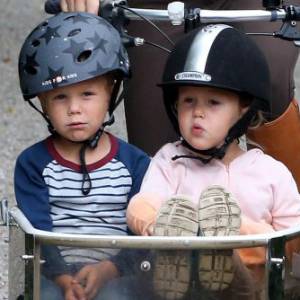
[63,39,88,60]
[87,32,108,54]
[46,66,67,88]
[111,50,121,69]
[69,14,92,24]
[23,86,30,96]
[39,25,61,44]
[25,51,39,68]
[96,18,111,28]
[89,61,110,77]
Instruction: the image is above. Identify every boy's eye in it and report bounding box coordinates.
[53,94,66,100]
[82,91,95,97]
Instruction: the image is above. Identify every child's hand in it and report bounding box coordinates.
[127,193,160,235]
[144,224,154,236]
[65,283,87,300]
[240,215,274,235]
[73,261,119,300]
[55,274,86,300]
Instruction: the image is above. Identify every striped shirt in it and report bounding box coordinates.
[15,133,150,265]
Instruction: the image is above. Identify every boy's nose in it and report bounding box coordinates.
[68,99,81,115]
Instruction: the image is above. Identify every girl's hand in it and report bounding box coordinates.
[144,224,154,236]
[240,215,274,235]
[60,0,99,14]
[73,261,119,300]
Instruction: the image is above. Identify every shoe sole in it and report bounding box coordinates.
[198,186,241,291]
[153,196,198,300]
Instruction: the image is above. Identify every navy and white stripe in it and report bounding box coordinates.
[44,158,130,234]
[15,133,150,264]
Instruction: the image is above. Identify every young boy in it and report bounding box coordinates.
[15,12,150,300]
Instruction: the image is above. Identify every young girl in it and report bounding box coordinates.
[126,24,300,299]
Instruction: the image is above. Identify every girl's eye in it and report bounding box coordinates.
[183,97,194,104]
[208,99,220,106]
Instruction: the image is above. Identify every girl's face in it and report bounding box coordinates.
[39,76,113,143]
[177,86,247,150]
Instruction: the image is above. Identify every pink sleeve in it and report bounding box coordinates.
[240,215,274,235]
[140,145,181,198]
[271,165,300,230]
[239,160,300,266]
[126,193,163,235]
[126,144,182,235]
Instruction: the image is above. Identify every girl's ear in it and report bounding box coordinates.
[174,100,178,111]
[240,106,249,117]
[239,94,252,117]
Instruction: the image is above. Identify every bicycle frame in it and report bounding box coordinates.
[10,2,300,299]
[6,205,300,300]
[121,7,287,22]
[45,0,300,43]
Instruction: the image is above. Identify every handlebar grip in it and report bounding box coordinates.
[45,0,62,14]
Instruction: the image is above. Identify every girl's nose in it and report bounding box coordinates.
[193,103,205,118]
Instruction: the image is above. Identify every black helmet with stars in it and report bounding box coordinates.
[18,12,131,196]
[18,12,130,100]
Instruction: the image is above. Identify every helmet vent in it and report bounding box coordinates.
[31,40,40,47]
[77,50,92,63]
[24,65,38,75]
[68,28,81,37]
[64,15,76,21]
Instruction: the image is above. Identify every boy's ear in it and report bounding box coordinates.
[37,95,47,114]
[110,79,116,93]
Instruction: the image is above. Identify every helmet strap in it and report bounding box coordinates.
[172,139,229,164]
[78,78,122,195]
[28,79,123,196]
[27,100,55,134]
[83,78,121,150]
[172,100,260,163]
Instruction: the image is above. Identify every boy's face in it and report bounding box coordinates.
[38,76,113,143]
[177,86,247,150]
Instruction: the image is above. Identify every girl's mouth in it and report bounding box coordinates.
[192,124,204,135]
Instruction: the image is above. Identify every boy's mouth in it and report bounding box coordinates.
[67,122,87,129]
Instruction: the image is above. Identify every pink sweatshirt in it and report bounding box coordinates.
[127,142,300,265]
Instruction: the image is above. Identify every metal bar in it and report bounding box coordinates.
[9,206,300,250]
[24,233,34,300]
[265,245,270,300]
[267,237,286,300]
[33,239,41,300]
[198,9,286,23]
[0,198,8,225]
[124,8,170,21]
[124,8,287,23]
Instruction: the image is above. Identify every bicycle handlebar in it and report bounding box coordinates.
[45,0,294,23]
[44,1,300,45]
